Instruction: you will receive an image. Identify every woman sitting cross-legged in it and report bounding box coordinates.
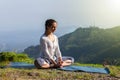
[34,19,74,69]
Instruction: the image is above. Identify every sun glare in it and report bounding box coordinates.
[108,0,120,13]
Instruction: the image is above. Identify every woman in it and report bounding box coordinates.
[34,19,74,69]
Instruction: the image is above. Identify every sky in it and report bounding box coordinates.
[0,0,120,51]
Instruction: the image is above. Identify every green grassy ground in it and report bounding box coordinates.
[0,63,120,80]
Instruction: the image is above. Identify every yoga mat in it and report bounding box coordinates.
[59,65,110,74]
[2,62,110,74]
[9,62,35,69]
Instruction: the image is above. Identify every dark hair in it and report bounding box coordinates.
[45,19,57,30]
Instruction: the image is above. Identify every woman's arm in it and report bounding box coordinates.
[55,37,62,58]
[55,37,63,66]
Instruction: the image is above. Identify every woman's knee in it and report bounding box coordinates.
[62,56,74,63]
[34,60,41,69]
[34,59,50,69]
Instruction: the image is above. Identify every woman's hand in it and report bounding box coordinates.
[50,57,63,68]
[57,57,63,67]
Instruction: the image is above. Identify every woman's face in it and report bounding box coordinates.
[48,22,57,33]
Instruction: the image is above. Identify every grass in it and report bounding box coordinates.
[109,65,120,77]
[73,62,104,68]
[0,63,120,80]
[0,61,10,67]
[0,68,108,80]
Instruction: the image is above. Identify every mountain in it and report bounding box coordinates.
[23,26,120,65]
[23,45,40,58]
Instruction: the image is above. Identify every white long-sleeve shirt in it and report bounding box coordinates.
[39,34,62,61]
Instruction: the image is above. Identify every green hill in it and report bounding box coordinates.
[24,45,40,58]
[24,26,120,65]
[59,26,120,65]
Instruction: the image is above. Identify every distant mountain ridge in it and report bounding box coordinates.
[24,26,120,65]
